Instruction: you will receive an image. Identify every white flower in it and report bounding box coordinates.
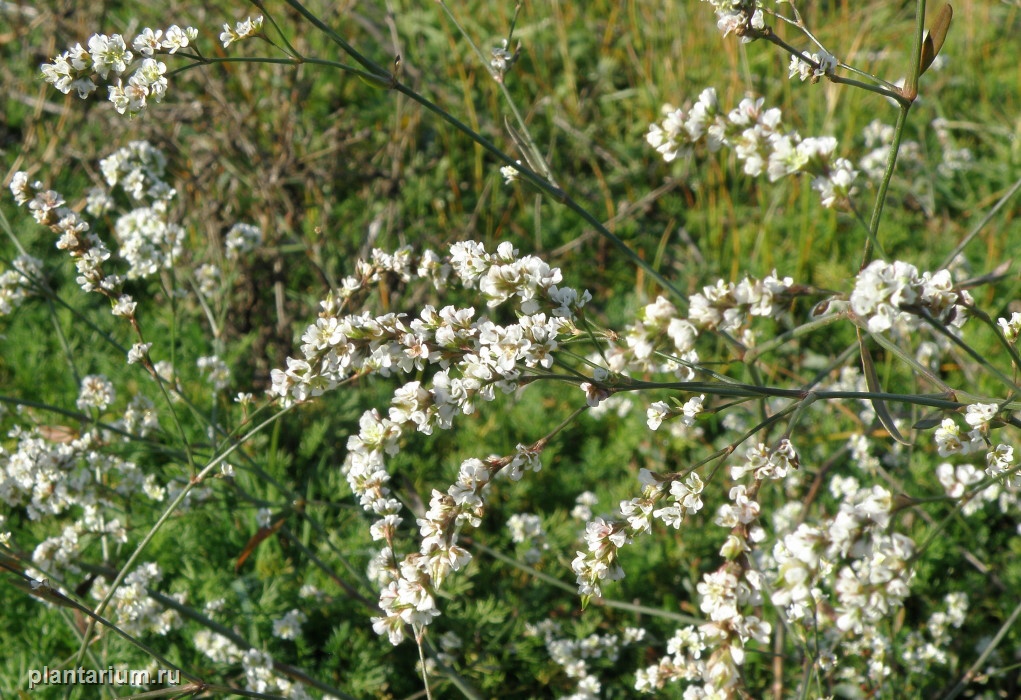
[697,570,739,622]
[162,25,197,54]
[132,28,163,56]
[965,403,998,429]
[986,443,1014,478]
[647,401,670,430]
[680,394,705,426]
[221,16,264,48]
[127,342,152,364]
[77,374,116,411]
[935,418,965,456]
[88,34,132,79]
[272,609,307,640]
[571,491,598,521]
[500,160,521,184]
[225,222,263,259]
[789,50,837,82]
[491,40,513,74]
[581,382,610,407]
[998,312,1021,343]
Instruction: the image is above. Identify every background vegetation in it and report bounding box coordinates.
[1,0,1020,697]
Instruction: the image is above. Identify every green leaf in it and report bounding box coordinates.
[858,329,911,445]
[920,4,953,76]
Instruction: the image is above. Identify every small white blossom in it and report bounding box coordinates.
[998,312,1021,343]
[272,609,307,640]
[500,160,521,184]
[224,223,262,259]
[77,375,116,411]
[162,25,197,54]
[647,401,670,430]
[127,342,152,365]
[221,16,264,48]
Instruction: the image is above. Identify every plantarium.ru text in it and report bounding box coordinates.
[2,0,1020,697]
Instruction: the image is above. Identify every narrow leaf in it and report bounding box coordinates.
[913,412,945,430]
[858,329,911,445]
[920,4,953,75]
[235,516,287,572]
[505,116,555,183]
[956,259,1013,290]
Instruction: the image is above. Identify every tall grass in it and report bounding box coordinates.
[1,0,1020,698]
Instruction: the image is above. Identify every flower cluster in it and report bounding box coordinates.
[368,447,543,645]
[932,403,1021,516]
[647,394,704,431]
[760,478,918,688]
[272,609,308,640]
[571,468,706,601]
[934,403,998,457]
[76,375,116,412]
[0,254,44,316]
[702,0,764,41]
[224,223,263,260]
[0,423,159,526]
[40,26,196,116]
[490,39,519,80]
[647,87,859,208]
[194,606,332,698]
[39,16,263,116]
[10,172,115,296]
[500,160,522,184]
[101,141,184,279]
[998,312,1021,343]
[604,271,793,386]
[9,140,265,371]
[849,259,972,334]
[935,462,1000,516]
[789,49,838,82]
[525,620,646,699]
[90,562,183,637]
[270,241,587,406]
[730,439,800,481]
[270,242,589,644]
[636,478,771,694]
[220,16,263,48]
[194,629,244,664]
[901,593,969,672]
[9,140,185,310]
[6,421,171,597]
[507,512,549,564]
[197,355,232,392]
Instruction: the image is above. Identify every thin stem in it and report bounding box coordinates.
[940,596,1021,700]
[73,406,293,674]
[0,559,202,685]
[249,0,302,59]
[765,8,901,91]
[467,538,704,625]
[386,80,685,299]
[436,0,556,185]
[904,0,929,102]
[755,27,911,107]
[168,53,388,88]
[861,104,911,268]
[281,0,390,80]
[416,632,434,700]
[939,174,1021,270]
[914,307,1021,395]
[277,0,684,301]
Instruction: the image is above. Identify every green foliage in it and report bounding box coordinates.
[2,0,1021,698]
